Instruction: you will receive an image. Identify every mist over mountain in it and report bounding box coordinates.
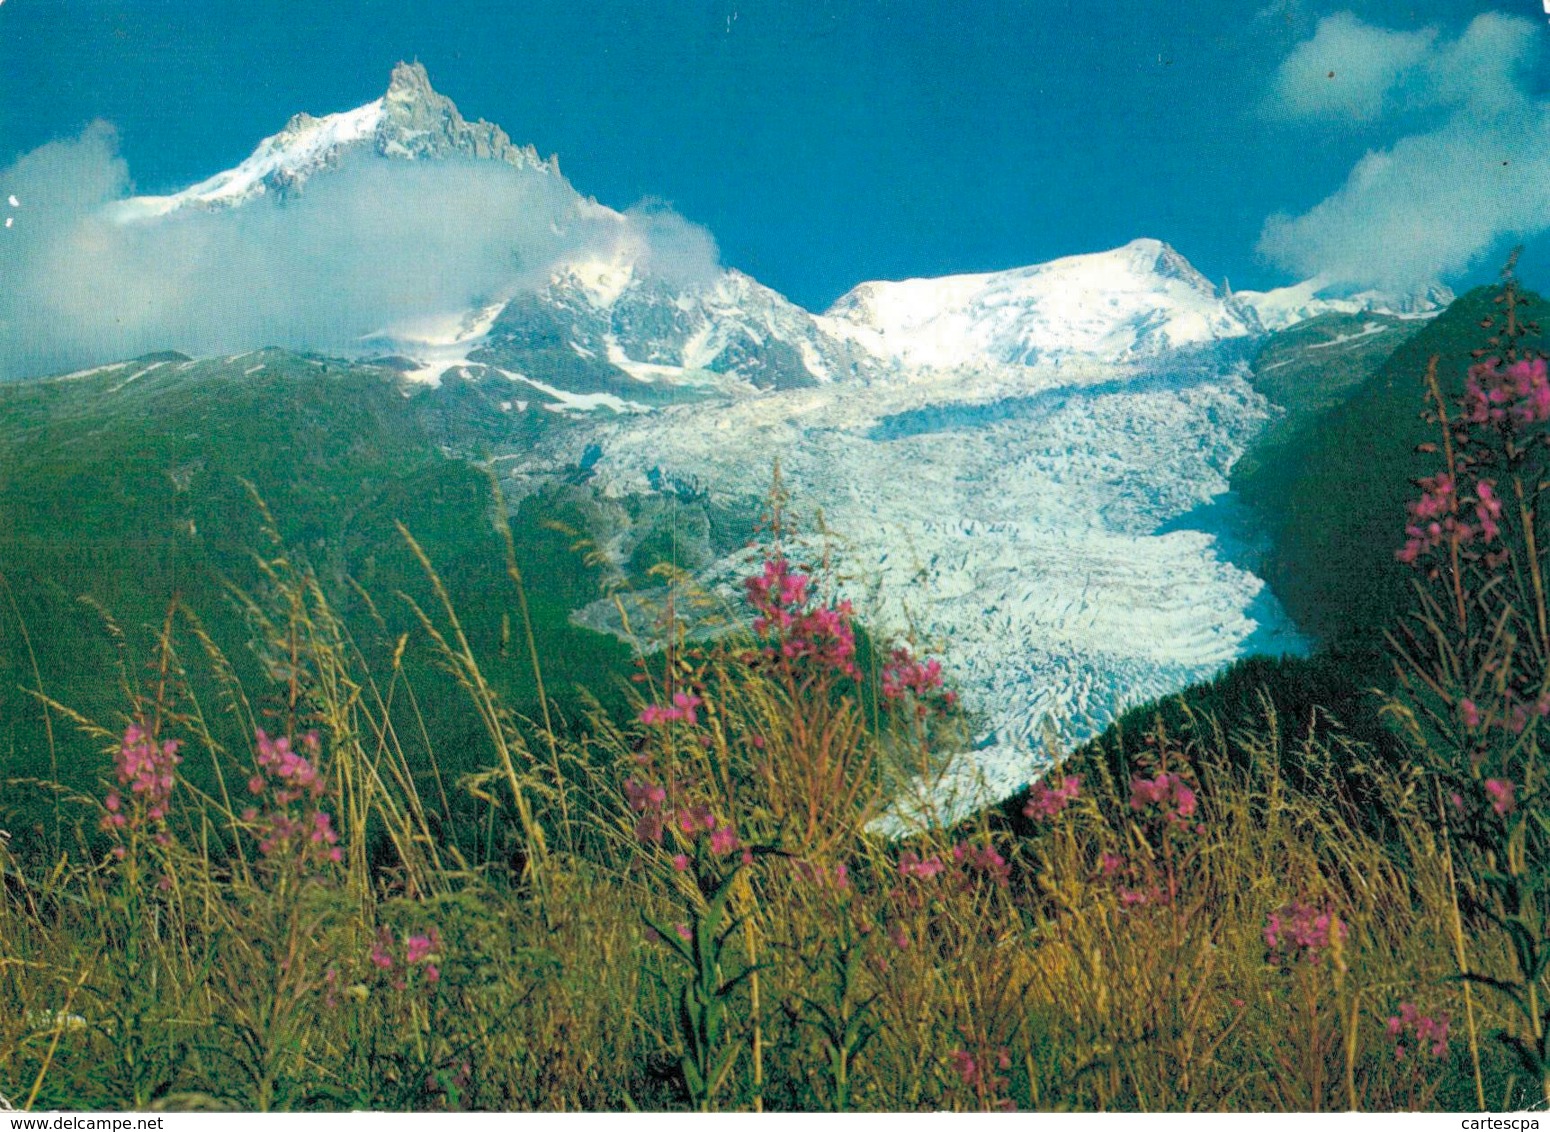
[0,65,721,381]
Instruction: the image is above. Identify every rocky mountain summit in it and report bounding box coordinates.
[113,62,556,221]
[375,61,554,169]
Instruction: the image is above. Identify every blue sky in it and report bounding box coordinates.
[1,0,1547,310]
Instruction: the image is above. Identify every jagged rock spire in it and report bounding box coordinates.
[376,61,553,172]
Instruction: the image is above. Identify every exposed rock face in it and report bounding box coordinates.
[376,61,554,171]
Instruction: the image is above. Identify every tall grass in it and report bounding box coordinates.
[1,289,1547,1110]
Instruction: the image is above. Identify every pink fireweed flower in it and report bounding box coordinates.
[949,1047,1014,1108]
[1475,480,1503,542]
[1387,1002,1450,1060]
[678,804,716,834]
[370,928,443,992]
[745,557,809,625]
[1460,699,1482,729]
[254,729,324,805]
[744,556,861,678]
[953,841,1011,887]
[1398,473,1475,564]
[245,730,342,871]
[672,692,701,725]
[634,812,665,845]
[371,930,395,970]
[1467,357,1550,427]
[881,648,945,701]
[623,778,667,813]
[405,932,438,965]
[1484,778,1516,816]
[1265,900,1348,968]
[1128,772,1198,826]
[103,723,182,833]
[638,691,703,727]
[950,1050,978,1087]
[707,823,740,857]
[897,849,946,879]
[794,858,850,891]
[672,853,691,872]
[1118,884,1166,909]
[1023,773,1081,821]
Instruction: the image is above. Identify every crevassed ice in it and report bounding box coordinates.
[558,351,1309,819]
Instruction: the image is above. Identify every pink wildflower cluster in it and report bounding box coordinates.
[1117,883,1168,909]
[889,842,1007,905]
[1457,691,1550,736]
[1464,356,1550,428]
[1265,900,1348,968]
[623,778,750,864]
[624,775,672,845]
[638,691,703,727]
[1484,777,1516,816]
[241,729,341,868]
[1023,772,1081,821]
[880,647,957,715]
[1397,474,1505,565]
[370,926,442,991]
[1386,1002,1450,1061]
[1094,850,1169,908]
[1128,772,1199,829]
[744,557,858,678]
[252,729,324,803]
[897,849,947,880]
[101,723,181,840]
[1397,355,1550,566]
[950,1046,1015,1111]
[952,841,1011,887]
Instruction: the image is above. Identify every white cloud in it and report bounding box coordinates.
[0,124,720,380]
[1266,12,1437,121]
[1259,11,1550,290]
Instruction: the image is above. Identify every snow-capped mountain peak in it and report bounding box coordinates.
[112,62,555,222]
[1233,276,1455,332]
[824,238,1260,369]
[112,101,385,221]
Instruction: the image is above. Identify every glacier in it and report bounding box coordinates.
[517,340,1309,816]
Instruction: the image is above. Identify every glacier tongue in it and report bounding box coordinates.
[542,353,1309,819]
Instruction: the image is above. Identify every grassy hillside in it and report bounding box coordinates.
[1234,310,1424,488]
[0,352,637,824]
[1235,286,1548,665]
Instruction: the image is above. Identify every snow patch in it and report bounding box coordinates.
[494,367,647,414]
[113,101,385,221]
